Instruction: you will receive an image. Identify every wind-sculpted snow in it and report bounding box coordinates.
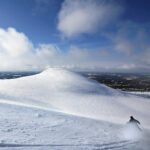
[0,68,150,129]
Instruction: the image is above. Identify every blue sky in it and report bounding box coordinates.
[0,0,150,72]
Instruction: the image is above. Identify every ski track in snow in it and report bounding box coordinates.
[0,100,150,150]
[0,102,142,150]
[0,140,135,149]
[0,68,150,149]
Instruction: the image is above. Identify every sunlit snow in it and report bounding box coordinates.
[0,68,150,149]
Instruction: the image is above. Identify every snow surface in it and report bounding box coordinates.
[128,91,150,99]
[0,68,150,149]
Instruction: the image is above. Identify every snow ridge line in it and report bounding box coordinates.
[0,99,55,112]
[0,140,135,148]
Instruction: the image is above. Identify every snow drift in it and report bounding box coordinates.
[0,68,149,129]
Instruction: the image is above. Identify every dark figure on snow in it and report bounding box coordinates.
[128,116,142,131]
[129,116,140,124]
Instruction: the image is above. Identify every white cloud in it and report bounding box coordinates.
[0,27,60,71]
[0,28,33,57]
[0,27,150,72]
[103,22,150,72]
[135,46,150,68]
[0,27,116,71]
[57,0,123,37]
[113,38,135,55]
[107,22,150,55]
[69,45,109,60]
[36,44,61,58]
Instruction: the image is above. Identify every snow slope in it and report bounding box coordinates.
[0,68,150,149]
[1,102,150,150]
[0,68,150,129]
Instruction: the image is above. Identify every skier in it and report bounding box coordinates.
[128,116,141,131]
[123,116,142,139]
[129,116,140,124]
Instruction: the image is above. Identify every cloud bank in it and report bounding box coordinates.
[0,27,127,71]
[0,28,60,71]
[0,26,150,72]
[107,22,149,55]
[57,0,123,37]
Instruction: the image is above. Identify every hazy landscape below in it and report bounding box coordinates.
[82,72,150,92]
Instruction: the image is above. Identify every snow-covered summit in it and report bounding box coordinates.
[38,68,120,95]
[0,68,150,129]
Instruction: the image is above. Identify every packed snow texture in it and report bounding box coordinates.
[0,68,150,149]
[0,68,150,129]
[1,102,150,150]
